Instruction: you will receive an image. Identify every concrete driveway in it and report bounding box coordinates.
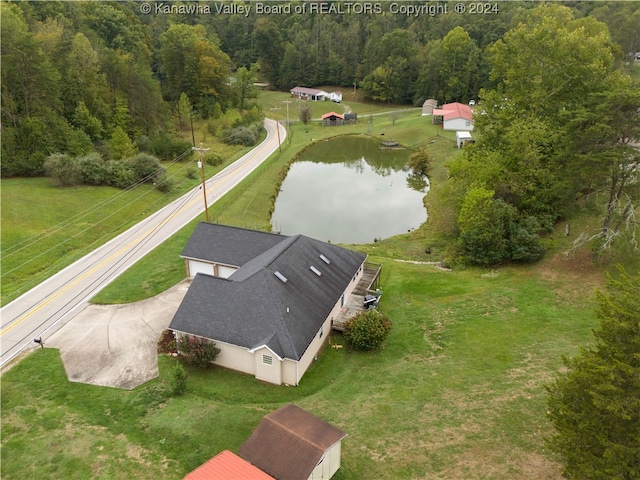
[46,280,190,389]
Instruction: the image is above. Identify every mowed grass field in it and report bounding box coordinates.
[1,254,603,479]
[0,104,624,479]
[0,142,250,306]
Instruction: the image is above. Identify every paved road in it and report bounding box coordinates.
[0,118,286,368]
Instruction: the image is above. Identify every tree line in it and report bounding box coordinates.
[3,1,639,179]
[441,5,639,264]
[0,1,261,178]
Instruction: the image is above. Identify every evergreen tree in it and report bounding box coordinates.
[546,268,640,479]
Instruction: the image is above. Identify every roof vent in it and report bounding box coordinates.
[319,254,331,265]
[274,271,288,283]
[310,266,322,276]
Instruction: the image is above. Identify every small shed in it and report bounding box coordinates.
[422,99,438,116]
[239,404,348,480]
[344,112,358,124]
[322,112,345,126]
[456,131,474,148]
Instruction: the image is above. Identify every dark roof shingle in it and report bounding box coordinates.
[170,225,366,361]
[181,223,285,267]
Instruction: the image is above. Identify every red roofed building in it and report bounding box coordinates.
[433,102,474,131]
[321,112,344,126]
[184,450,275,480]
[239,404,348,480]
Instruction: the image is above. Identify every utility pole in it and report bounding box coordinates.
[270,105,282,152]
[283,100,291,144]
[192,145,211,222]
[283,100,291,128]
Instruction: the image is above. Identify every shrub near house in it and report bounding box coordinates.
[344,310,392,351]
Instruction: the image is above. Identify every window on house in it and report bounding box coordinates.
[318,327,323,339]
[262,355,273,366]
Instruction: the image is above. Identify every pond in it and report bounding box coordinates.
[270,136,429,244]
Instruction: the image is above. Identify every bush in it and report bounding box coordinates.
[344,310,392,351]
[171,362,187,395]
[44,153,80,186]
[205,152,225,166]
[105,160,136,189]
[75,153,107,185]
[509,216,543,262]
[221,125,261,146]
[139,132,192,160]
[408,148,433,176]
[127,153,165,184]
[176,334,221,368]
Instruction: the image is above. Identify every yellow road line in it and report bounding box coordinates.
[0,139,274,336]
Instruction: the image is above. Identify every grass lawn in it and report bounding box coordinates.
[1,255,603,479]
[1,97,630,479]
[0,142,251,306]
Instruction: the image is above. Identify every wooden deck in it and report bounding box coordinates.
[332,262,382,332]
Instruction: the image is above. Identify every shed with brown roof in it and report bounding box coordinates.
[239,404,347,480]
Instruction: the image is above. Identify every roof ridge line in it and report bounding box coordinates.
[264,416,325,452]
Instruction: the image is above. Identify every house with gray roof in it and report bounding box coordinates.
[169,223,366,385]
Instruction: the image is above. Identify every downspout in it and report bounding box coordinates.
[296,361,299,386]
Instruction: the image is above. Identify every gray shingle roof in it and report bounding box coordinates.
[181,222,285,267]
[169,224,366,361]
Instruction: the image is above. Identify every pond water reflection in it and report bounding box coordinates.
[270,136,428,244]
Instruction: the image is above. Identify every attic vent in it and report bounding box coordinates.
[310,266,322,276]
[274,271,288,283]
[319,254,331,265]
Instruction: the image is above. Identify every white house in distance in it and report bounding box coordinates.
[169,223,367,386]
[290,86,327,101]
[290,87,342,103]
[239,404,348,480]
[433,102,474,131]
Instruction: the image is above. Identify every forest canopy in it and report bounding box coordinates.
[3,1,639,178]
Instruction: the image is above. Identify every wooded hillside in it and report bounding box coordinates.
[2,1,639,177]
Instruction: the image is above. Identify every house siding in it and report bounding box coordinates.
[294,262,365,384]
[186,259,238,278]
[310,442,342,479]
[444,118,474,131]
[254,346,282,385]
[214,340,256,374]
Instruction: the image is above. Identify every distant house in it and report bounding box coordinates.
[433,102,474,131]
[421,99,438,116]
[184,450,275,480]
[290,87,328,101]
[322,112,344,126]
[328,91,343,103]
[169,223,367,386]
[239,404,348,480]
